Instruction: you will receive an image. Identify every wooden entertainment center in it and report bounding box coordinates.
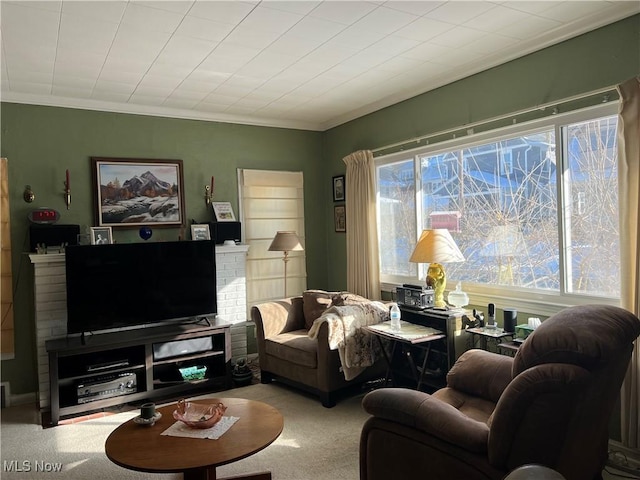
[46,321,231,426]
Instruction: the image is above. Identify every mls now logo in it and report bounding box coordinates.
[3,460,63,472]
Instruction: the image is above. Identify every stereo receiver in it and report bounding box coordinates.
[396,284,435,310]
[76,372,137,404]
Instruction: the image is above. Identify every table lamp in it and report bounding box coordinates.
[268,231,304,297]
[409,229,465,308]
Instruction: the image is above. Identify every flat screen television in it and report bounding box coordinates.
[65,240,217,335]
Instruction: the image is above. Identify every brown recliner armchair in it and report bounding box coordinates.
[360,304,640,480]
[252,293,385,407]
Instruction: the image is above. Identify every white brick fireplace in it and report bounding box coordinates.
[29,243,249,410]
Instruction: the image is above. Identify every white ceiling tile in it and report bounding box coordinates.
[431,25,487,49]
[61,1,126,23]
[121,3,184,33]
[146,63,193,79]
[176,15,235,42]
[328,27,387,50]
[239,5,303,34]
[426,1,497,24]
[8,81,51,94]
[1,3,60,46]
[285,16,346,41]
[7,69,53,85]
[4,50,55,73]
[223,27,283,50]
[463,33,520,55]
[224,104,259,115]
[131,1,195,15]
[162,97,200,109]
[58,14,119,55]
[394,16,456,42]
[193,102,227,113]
[308,1,378,25]
[184,71,231,86]
[233,96,270,108]
[188,1,256,24]
[400,42,454,62]
[128,93,167,106]
[497,15,562,40]
[351,6,419,35]
[505,2,560,15]
[224,75,264,89]
[464,5,533,32]
[383,1,445,16]
[267,32,326,56]
[93,80,137,94]
[372,36,421,56]
[137,75,183,91]
[211,83,254,97]
[109,27,172,61]
[262,1,320,15]
[4,1,62,13]
[155,35,218,67]
[375,56,424,72]
[166,89,209,101]
[200,92,238,106]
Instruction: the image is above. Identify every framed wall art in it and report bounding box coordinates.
[191,224,211,241]
[90,226,112,245]
[334,205,346,233]
[211,201,236,222]
[333,175,345,202]
[91,157,185,228]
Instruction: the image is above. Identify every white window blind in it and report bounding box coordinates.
[238,169,306,308]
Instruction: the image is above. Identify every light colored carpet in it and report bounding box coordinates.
[1,383,370,480]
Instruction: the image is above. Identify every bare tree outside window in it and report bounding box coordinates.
[378,114,620,299]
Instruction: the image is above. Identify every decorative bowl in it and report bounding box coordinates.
[173,399,226,429]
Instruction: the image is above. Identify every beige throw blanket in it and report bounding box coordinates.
[308,302,389,381]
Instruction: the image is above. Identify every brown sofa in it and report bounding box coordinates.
[359,304,640,480]
[251,291,386,407]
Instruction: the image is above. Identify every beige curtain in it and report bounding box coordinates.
[342,150,380,300]
[617,76,640,449]
[1,158,14,357]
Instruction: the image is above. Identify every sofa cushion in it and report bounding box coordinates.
[264,329,318,368]
[303,290,337,329]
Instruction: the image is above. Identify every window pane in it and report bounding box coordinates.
[565,115,619,297]
[420,130,561,289]
[378,159,417,277]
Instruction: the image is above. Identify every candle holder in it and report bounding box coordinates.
[64,180,71,209]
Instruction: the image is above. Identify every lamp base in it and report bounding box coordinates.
[426,262,447,308]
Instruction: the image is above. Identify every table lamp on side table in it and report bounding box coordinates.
[268,231,304,298]
[409,229,465,308]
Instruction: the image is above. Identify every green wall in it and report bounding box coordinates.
[323,14,640,290]
[0,104,323,394]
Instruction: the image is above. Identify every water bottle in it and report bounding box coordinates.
[390,303,401,332]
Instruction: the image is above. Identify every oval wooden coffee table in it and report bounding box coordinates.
[105,398,283,480]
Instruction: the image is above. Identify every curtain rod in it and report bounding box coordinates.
[371,85,618,156]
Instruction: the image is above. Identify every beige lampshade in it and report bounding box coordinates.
[268,231,304,252]
[409,229,465,264]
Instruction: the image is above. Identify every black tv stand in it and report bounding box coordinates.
[45,321,232,426]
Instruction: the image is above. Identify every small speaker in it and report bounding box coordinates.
[503,308,517,333]
[152,337,213,360]
[29,224,80,252]
[208,221,241,245]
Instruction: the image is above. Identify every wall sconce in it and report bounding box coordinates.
[205,176,214,206]
[23,185,35,203]
[64,169,71,210]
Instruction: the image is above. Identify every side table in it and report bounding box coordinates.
[364,321,445,391]
[466,327,515,354]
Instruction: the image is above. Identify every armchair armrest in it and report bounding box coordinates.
[446,349,514,403]
[362,388,489,453]
[251,297,305,339]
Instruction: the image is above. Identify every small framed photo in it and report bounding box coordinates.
[333,175,345,202]
[90,226,113,245]
[334,205,346,233]
[211,202,236,222]
[191,224,211,241]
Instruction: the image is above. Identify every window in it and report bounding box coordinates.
[377,103,620,311]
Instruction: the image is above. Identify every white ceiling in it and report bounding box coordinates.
[1,1,638,131]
